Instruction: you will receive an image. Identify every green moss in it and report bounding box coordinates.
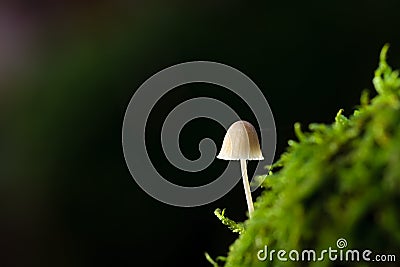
[214,208,245,235]
[212,45,400,266]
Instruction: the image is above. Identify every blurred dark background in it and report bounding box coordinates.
[1,1,400,266]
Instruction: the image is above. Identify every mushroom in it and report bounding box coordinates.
[217,120,264,216]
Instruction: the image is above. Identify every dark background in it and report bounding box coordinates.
[1,1,400,266]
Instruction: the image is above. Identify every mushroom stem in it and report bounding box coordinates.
[240,159,254,216]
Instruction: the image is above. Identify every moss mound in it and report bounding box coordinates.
[212,45,400,267]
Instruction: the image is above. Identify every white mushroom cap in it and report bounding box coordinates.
[217,120,264,160]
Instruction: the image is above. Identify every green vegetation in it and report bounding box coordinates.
[210,45,400,266]
[214,208,245,235]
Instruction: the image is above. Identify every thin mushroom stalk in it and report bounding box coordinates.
[217,120,264,217]
[240,159,254,214]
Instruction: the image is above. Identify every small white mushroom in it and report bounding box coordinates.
[217,120,264,217]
